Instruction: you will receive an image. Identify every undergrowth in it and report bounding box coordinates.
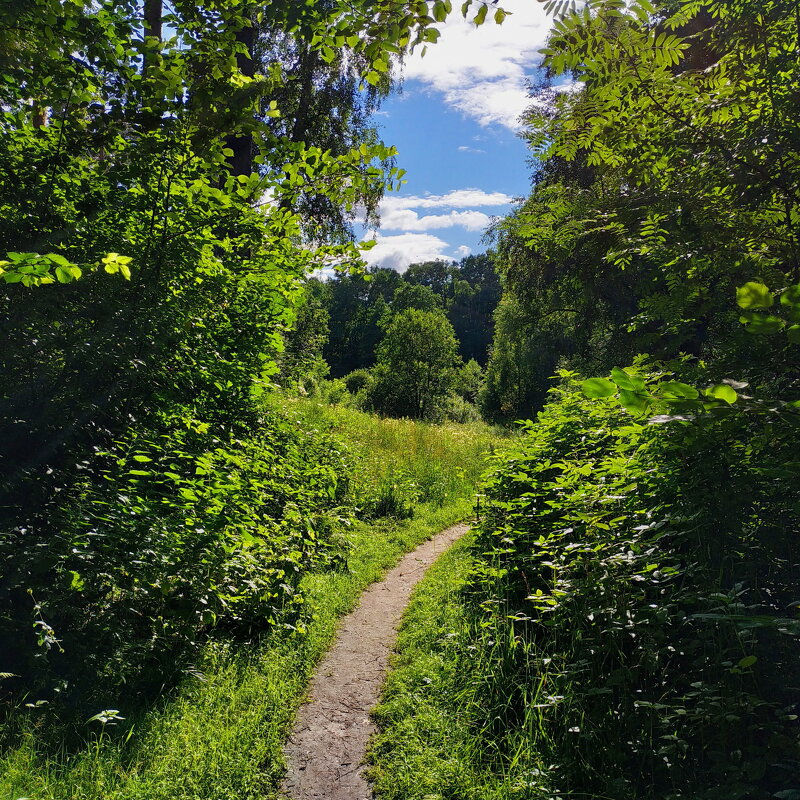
[0,398,502,800]
[371,370,800,800]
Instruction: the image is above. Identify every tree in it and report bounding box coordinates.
[391,281,444,313]
[324,267,404,375]
[366,309,461,419]
[279,278,331,388]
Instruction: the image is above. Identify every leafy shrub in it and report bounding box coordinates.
[344,369,371,396]
[363,309,461,420]
[0,407,351,711]
[443,393,481,424]
[462,369,800,798]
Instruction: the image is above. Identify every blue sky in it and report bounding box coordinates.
[359,0,555,272]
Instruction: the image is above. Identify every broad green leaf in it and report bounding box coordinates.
[739,312,784,334]
[781,285,800,307]
[787,325,800,344]
[618,389,650,416]
[610,366,644,391]
[738,655,757,669]
[705,384,737,404]
[581,377,616,398]
[658,381,699,399]
[736,281,773,309]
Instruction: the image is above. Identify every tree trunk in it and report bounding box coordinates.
[225,13,256,176]
[143,0,162,72]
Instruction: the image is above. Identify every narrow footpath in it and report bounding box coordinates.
[281,522,469,800]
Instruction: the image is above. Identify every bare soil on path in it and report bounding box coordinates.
[281,522,469,800]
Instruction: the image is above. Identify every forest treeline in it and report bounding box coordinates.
[279,253,500,421]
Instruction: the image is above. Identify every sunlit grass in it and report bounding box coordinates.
[273,395,508,512]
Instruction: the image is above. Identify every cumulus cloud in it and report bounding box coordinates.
[381,188,514,211]
[361,232,452,272]
[380,207,491,232]
[401,0,552,130]
[454,244,472,258]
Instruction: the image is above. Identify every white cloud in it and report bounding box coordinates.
[361,232,453,272]
[454,245,472,258]
[458,145,486,154]
[400,0,552,130]
[380,206,491,232]
[381,188,514,211]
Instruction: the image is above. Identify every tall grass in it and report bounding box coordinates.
[1,399,505,800]
[273,396,506,514]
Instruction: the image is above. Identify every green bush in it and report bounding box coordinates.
[0,407,352,714]
[459,369,800,798]
[364,309,461,420]
[443,393,481,424]
[344,369,371,396]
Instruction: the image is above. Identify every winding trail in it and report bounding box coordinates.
[281,522,469,800]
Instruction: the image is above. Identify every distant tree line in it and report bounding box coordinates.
[281,253,500,421]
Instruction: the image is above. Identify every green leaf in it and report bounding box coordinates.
[739,312,784,334]
[781,284,800,307]
[581,377,616,398]
[658,381,699,399]
[738,655,757,669]
[610,366,644,391]
[787,325,800,344]
[618,389,650,416]
[705,384,737,404]
[736,281,773,309]
[474,4,488,25]
[69,571,85,591]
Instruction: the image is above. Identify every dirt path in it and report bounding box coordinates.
[281,522,469,800]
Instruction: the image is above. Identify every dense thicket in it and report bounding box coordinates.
[432,1,800,797]
[0,0,491,715]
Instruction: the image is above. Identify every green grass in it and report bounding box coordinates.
[368,531,553,800]
[273,396,506,512]
[1,403,506,800]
